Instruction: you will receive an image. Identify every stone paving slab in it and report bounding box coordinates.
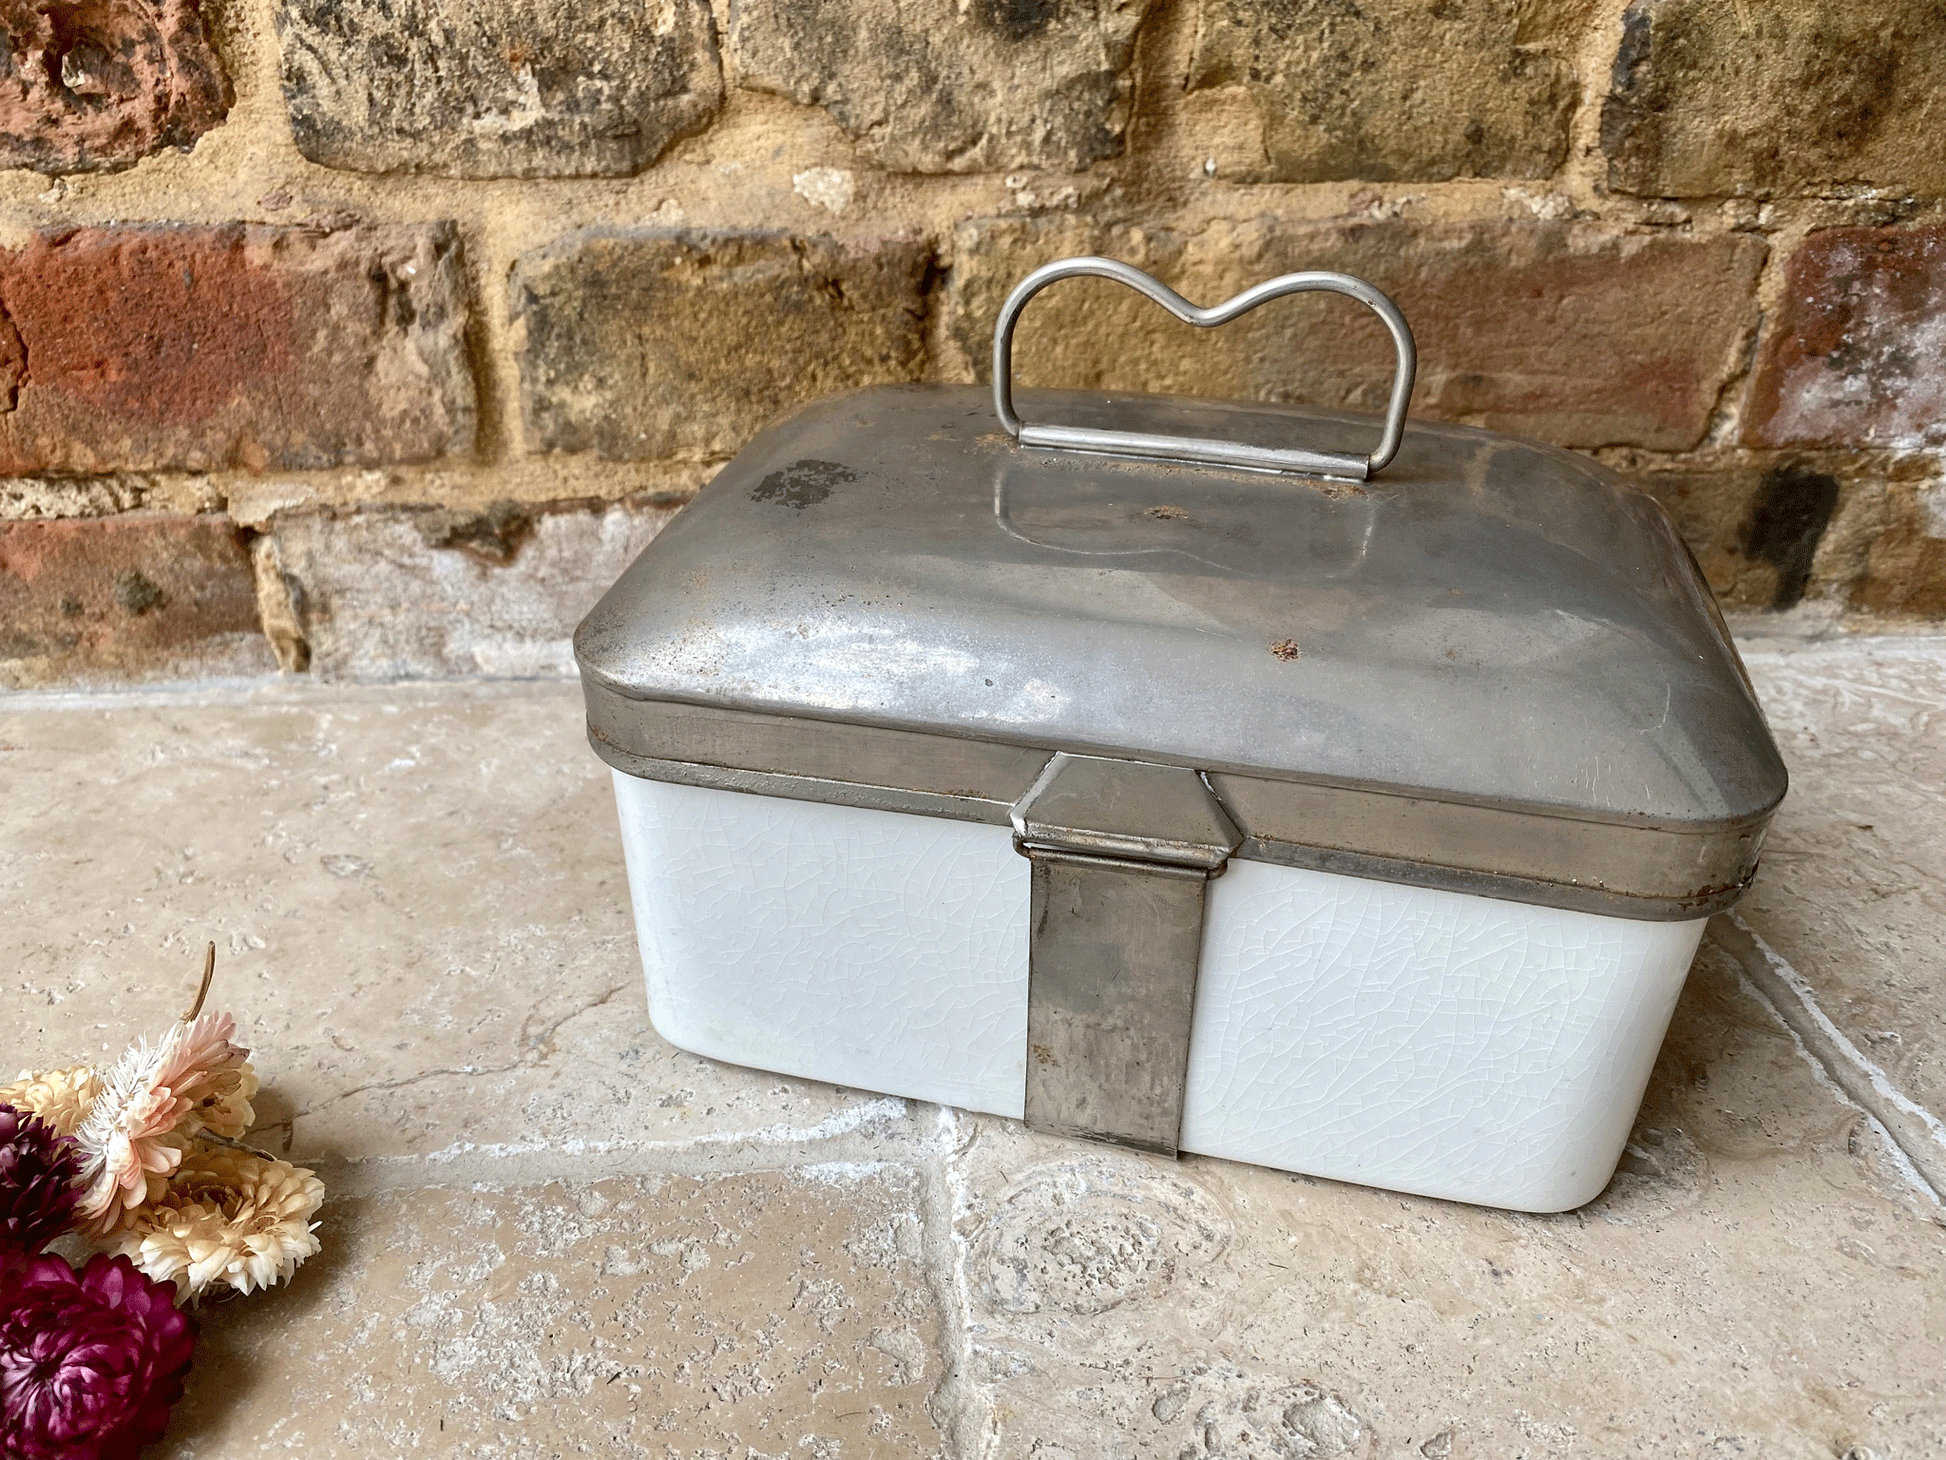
[0,682,887,1164]
[167,1168,947,1458]
[1737,642,1946,1125]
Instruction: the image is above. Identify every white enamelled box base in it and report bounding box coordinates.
[612,772,1707,1214]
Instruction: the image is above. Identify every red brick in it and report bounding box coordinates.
[0,513,272,685]
[948,216,1766,451]
[0,222,477,474]
[1743,224,1946,451]
[0,0,230,173]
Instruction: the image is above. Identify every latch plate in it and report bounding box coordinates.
[1024,850,1210,1154]
[1011,755,1241,1155]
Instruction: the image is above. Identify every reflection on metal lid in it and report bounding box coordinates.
[577,383,1785,836]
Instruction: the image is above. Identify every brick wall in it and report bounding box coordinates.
[2,0,1942,685]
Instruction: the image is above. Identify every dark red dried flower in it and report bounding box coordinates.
[0,1253,196,1460]
[1,1104,83,1261]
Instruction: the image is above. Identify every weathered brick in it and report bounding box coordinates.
[1854,478,1946,617]
[276,0,721,177]
[1744,225,1946,452]
[0,0,229,173]
[947,216,1765,451]
[0,222,476,475]
[1636,454,1946,617]
[513,229,933,461]
[263,498,675,678]
[0,513,272,686]
[730,0,1154,174]
[1600,0,1946,198]
[1636,461,1845,610]
[1186,0,1579,183]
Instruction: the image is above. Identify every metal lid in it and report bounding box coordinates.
[576,259,1785,919]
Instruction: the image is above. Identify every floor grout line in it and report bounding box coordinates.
[1713,912,1946,1207]
[305,1100,943,1196]
[914,1103,989,1460]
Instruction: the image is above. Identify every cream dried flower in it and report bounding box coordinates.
[183,1060,259,1141]
[73,1013,251,1237]
[108,1147,323,1298]
[0,1064,102,1138]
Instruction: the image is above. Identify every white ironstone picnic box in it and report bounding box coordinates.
[573,259,1786,1212]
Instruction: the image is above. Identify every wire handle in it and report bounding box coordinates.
[991,256,1417,481]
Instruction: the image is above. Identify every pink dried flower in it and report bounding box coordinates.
[1,1105,83,1262]
[0,1252,196,1460]
[72,1014,251,1238]
[71,1046,185,1240]
[155,1014,252,1142]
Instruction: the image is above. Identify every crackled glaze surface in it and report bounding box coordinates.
[1187,862,1704,1210]
[613,772,1033,1117]
[613,771,1704,1210]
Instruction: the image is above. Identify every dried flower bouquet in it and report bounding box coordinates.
[1,945,323,1458]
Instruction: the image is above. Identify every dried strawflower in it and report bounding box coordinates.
[71,1013,251,1239]
[0,1066,103,1139]
[71,1040,187,1239]
[0,1251,196,1460]
[107,1147,323,1299]
[183,1060,258,1142]
[1,1106,83,1262]
[157,1014,254,1143]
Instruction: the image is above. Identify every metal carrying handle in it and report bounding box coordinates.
[991,256,1417,481]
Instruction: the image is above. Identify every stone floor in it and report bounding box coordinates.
[2,634,1943,1459]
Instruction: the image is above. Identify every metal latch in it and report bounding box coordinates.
[1010,754,1242,1156]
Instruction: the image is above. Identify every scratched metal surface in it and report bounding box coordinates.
[577,385,1786,833]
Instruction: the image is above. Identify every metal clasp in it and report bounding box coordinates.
[1010,754,1241,1155]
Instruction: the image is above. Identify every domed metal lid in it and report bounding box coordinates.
[576,260,1785,920]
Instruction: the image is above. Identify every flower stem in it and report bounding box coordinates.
[181,942,216,1022]
[192,1130,284,1164]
